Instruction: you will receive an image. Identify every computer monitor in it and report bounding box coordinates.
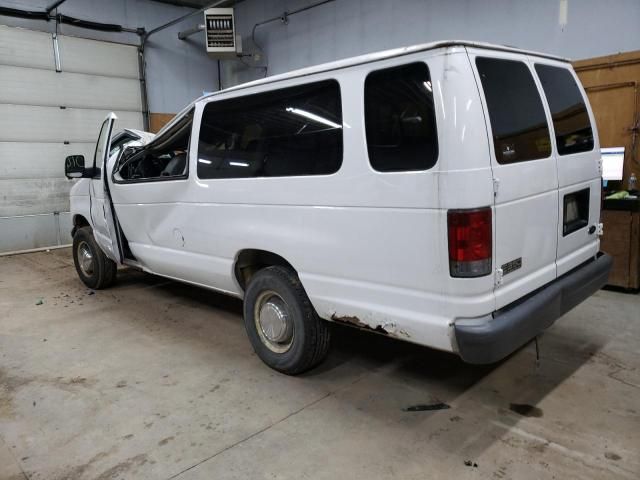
[601,147,624,181]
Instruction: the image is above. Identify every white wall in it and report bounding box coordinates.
[225,0,640,86]
[0,0,220,113]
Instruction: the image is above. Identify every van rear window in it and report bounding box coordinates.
[476,57,551,164]
[535,64,594,156]
[197,80,342,179]
[364,62,438,172]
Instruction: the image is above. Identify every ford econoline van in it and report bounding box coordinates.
[65,41,612,374]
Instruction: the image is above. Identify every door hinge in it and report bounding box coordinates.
[495,267,504,286]
[492,177,500,197]
[596,222,604,236]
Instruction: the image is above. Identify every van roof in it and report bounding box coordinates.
[214,40,567,96]
[158,40,568,136]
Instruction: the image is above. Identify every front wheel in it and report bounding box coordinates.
[72,226,117,289]
[243,266,331,375]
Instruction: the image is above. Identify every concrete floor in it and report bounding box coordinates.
[0,248,638,480]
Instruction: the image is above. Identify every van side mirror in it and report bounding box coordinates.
[65,155,86,179]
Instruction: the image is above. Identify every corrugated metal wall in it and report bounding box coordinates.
[0,0,219,115]
[0,25,144,253]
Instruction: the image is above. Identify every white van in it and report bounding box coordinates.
[66,41,612,374]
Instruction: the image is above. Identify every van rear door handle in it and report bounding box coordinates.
[588,225,596,235]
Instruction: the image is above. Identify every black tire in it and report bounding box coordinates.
[243,266,331,375]
[72,226,117,289]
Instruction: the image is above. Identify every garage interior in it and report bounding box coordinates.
[1,0,639,479]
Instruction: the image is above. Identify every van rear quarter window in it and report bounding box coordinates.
[197,80,342,179]
[476,57,551,164]
[534,64,594,156]
[364,62,438,172]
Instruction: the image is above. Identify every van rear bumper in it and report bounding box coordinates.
[454,252,612,364]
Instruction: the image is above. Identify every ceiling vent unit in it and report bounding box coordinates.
[204,7,238,58]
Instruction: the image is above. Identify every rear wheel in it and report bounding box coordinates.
[243,266,330,375]
[72,226,117,289]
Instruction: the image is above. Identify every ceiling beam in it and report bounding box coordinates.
[151,0,238,9]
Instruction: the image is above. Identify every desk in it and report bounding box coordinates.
[601,198,640,289]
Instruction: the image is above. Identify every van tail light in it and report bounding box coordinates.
[448,207,492,278]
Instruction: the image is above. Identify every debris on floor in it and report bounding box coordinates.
[605,452,622,461]
[402,402,450,412]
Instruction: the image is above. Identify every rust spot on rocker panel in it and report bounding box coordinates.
[330,314,411,339]
[331,314,390,334]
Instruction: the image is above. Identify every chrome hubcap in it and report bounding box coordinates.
[254,291,294,353]
[77,241,94,276]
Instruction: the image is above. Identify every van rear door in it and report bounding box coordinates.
[468,49,559,309]
[533,61,601,276]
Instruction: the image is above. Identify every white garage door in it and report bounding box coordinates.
[0,24,144,253]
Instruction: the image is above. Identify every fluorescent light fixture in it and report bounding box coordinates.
[229,161,249,167]
[285,107,341,129]
[423,81,432,92]
[198,158,212,164]
[559,0,568,28]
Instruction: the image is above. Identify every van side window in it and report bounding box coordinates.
[476,57,551,164]
[364,62,438,171]
[114,109,193,182]
[535,64,594,156]
[197,80,342,179]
